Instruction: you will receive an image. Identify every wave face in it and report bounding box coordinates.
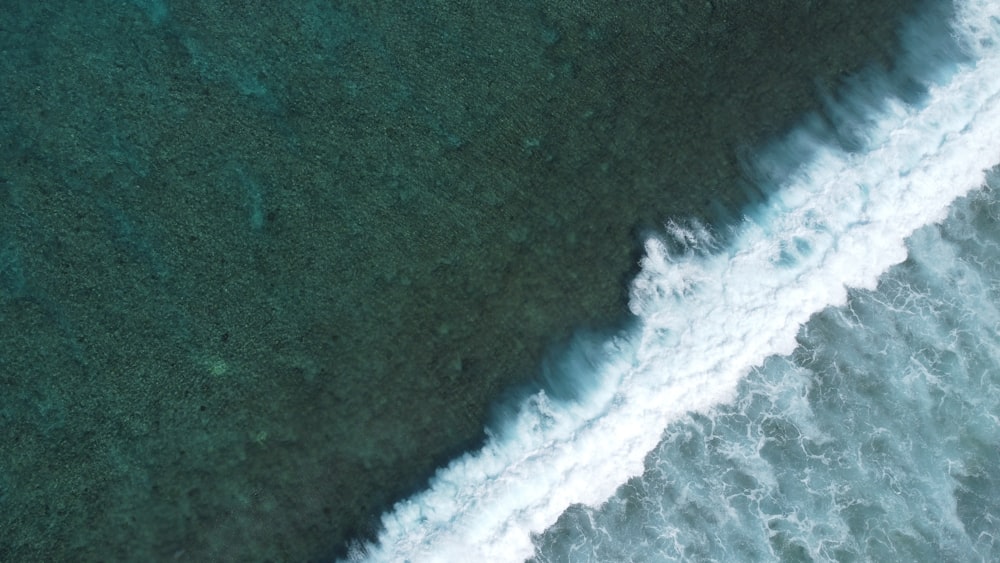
[351,1,1000,561]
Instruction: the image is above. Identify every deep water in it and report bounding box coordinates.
[0,0,951,561]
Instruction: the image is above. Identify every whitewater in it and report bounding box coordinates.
[351,1,1000,561]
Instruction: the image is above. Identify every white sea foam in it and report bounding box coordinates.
[352,1,1000,561]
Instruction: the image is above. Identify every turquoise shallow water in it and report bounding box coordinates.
[532,186,1000,561]
[0,0,938,560]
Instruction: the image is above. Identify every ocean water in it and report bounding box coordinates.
[353,0,1000,561]
[4,1,943,559]
[3,0,997,560]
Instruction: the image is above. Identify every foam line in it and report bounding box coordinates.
[351,1,1000,561]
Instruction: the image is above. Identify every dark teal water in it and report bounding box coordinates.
[0,1,930,560]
